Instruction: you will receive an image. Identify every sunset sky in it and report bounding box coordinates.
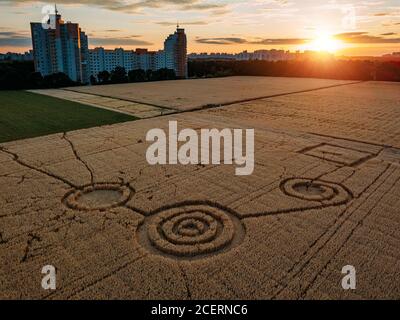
[0,0,399,56]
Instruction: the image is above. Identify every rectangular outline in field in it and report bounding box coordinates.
[298,143,375,166]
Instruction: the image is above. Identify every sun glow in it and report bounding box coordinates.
[301,32,345,53]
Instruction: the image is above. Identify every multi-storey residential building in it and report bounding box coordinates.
[155,50,167,70]
[188,49,297,62]
[89,26,188,80]
[89,48,153,77]
[164,27,187,78]
[0,51,34,61]
[30,7,89,83]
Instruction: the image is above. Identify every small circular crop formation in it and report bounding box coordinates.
[64,183,132,211]
[138,204,244,259]
[281,178,340,201]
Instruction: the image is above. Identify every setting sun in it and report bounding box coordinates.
[302,33,345,53]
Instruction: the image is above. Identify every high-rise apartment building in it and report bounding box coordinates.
[30,7,89,83]
[164,27,188,78]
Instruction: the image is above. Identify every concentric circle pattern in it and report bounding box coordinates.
[281,178,342,201]
[139,204,244,259]
[64,183,132,211]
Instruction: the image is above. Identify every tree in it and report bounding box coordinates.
[27,72,44,89]
[128,69,146,82]
[146,69,153,81]
[97,70,110,84]
[43,72,76,88]
[0,61,82,90]
[90,75,97,85]
[159,68,176,80]
[110,66,128,83]
[0,70,25,89]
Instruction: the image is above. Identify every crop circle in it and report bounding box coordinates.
[64,183,132,211]
[281,178,339,201]
[138,204,244,259]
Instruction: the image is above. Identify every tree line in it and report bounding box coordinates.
[91,66,176,85]
[0,62,176,90]
[188,59,400,82]
[1,58,400,90]
[0,61,78,90]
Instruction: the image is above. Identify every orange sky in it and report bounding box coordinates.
[0,0,399,56]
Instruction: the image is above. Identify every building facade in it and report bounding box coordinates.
[30,8,89,83]
[163,27,187,78]
[89,48,157,77]
[0,51,33,61]
[188,49,297,62]
[89,27,188,80]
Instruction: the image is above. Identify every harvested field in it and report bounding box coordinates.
[0,78,399,300]
[65,76,356,111]
[29,89,176,119]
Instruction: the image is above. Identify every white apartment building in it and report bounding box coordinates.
[89,48,156,77]
[89,26,187,80]
[189,49,297,62]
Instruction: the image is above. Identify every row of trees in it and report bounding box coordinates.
[0,62,176,90]
[0,61,78,90]
[91,67,176,85]
[188,59,400,82]
[1,59,399,90]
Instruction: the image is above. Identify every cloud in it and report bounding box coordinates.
[89,37,153,46]
[0,0,227,13]
[0,30,31,47]
[0,28,152,48]
[335,32,400,43]
[196,37,308,45]
[196,37,249,45]
[183,2,225,10]
[252,38,307,45]
[156,21,208,26]
[382,22,400,26]
[0,38,31,47]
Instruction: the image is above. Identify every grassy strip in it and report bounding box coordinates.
[0,91,137,143]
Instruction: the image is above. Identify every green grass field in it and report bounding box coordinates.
[0,91,137,143]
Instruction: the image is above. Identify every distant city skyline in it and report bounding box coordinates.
[0,0,399,56]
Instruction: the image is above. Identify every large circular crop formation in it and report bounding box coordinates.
[138,204,244,259]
